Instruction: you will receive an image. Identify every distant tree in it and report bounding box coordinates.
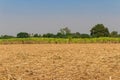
[33,33,41,37]
[59,27,71,38]
[118,34,120,37]
[90,24,110,37]
[60,27,71,34]
[110,31,118,37]
[80,34,90,38]
[72,32,81,38]
[42,33,55,38]
[0,35,14,39]
[17,32,30,38]
[56,32,65,38]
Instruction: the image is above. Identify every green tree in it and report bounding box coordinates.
[60,27,71,35]
[42,33,55,38]
[90,24,110,37]
[0,35,14,39]
[56,32,65,38]
[110,31,118,37]
[59,27,71,38]
[72,32,81,38]
[80,34,90,38]
[33,33,41,37]
[17,32,30,38]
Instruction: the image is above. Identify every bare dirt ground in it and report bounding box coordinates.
[0,44,120,80]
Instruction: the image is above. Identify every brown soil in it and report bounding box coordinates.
[0,44,120,80]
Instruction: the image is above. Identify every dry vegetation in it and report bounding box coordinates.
[0,44,120,80]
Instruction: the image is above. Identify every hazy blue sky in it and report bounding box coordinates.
[0,0,120,35]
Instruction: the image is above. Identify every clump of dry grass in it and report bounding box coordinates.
[0,44,120,80]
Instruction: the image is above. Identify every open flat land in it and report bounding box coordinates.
[0,44,120,80]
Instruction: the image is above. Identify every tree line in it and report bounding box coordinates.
[0,24,120,39]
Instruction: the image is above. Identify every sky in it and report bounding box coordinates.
[0,0,120,35]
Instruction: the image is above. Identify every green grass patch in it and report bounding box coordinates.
[0,37,120,44]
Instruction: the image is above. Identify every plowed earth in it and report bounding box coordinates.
[0,44,120,80]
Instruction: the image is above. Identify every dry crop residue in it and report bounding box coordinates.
[0,44,120,80]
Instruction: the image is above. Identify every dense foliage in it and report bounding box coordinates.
[90,24,110,37]
[0,24,120,39]
[17,32,30,38]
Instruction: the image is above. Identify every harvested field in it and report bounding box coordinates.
[0,44,120,80]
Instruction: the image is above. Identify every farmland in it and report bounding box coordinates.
[0,44,120,80]
[0,37,120,44]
